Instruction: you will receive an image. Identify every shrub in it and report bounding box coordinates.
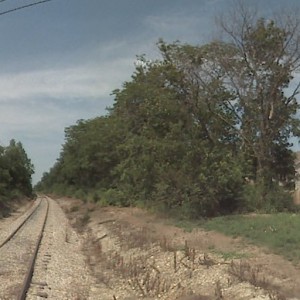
[100,188,128,206]
[74,189,87,201]
[241,183,295,213]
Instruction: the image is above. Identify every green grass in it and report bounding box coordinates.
[202,213,300,263]
[211,249,251,261]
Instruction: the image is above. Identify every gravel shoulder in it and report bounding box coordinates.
[57,197,300,300]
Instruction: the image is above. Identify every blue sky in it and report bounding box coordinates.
[0,0,299,183]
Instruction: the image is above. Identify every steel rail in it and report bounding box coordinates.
[17,197,49,300]
[0,198,43,249]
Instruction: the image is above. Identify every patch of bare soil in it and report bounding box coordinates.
[57,197,300,300]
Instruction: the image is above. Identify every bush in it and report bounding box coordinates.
[74,189,87,201]
[64,185,77,198]
[8,189,22,200]
[100,188,128,206]
[241,183,295,213]
[0,202,10,218]
[51,183,67,196]
[264,186,296,212]
[241,184,262,212]
[92,192,100,203]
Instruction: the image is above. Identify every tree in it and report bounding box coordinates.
[36,115,125,197]
[213,7,300,190]
[0,139,34,213]
[4,140,34,197]
[61,116,123,189]
[112,54,244,215]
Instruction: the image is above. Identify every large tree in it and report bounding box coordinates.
[156,8,300,195]
[112,55,244,215]
[0,139,34,212]
[214,8,300,189]
[4,140,34,197]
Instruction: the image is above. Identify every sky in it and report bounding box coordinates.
[0,0,299,184]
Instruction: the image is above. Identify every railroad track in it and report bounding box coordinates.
[0,196,94,299]
[0,196,49,299]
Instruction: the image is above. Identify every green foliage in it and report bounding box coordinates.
[99,188,127,207]
[216,18,300,189]
[241,183,296,213]
[36,11,300,218]
[73,189,87,201]
[0,140,34,216]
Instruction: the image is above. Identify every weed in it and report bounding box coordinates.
[214,280,223,299]
[110,222,156,250]
[81,212,90,224]
[173,251,178,273]
[212,250,250,261]
[208,244,215,250]
[268,290,287,300]
[88,207,95,212]
[65,228,70,243]
[127,258,171,297]
[75,211,90,231]
[70,205,79,212]
[159,235,174,251]
[229,260,272,291]
[198,253,216,269]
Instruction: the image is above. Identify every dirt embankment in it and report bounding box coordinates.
[58,198,300,300]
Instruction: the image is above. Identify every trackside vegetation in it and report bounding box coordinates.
[202,213,300,263]
[36,7,300,218]
[0,139,34,217]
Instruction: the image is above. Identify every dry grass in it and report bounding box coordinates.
[228,260,268,288]
[228,260,286,300]
[65,206,291,300]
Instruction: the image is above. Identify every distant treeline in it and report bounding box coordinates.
[0,139,34,217]
[36,13,300,217]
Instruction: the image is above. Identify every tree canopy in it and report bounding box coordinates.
[0,139,34,216]
[36,8,300,217]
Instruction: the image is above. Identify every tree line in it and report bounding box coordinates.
[36,9,300,217]
[0,139,34,217]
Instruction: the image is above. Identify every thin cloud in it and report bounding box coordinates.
[0,57,134,101]
[144,11,216,44]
